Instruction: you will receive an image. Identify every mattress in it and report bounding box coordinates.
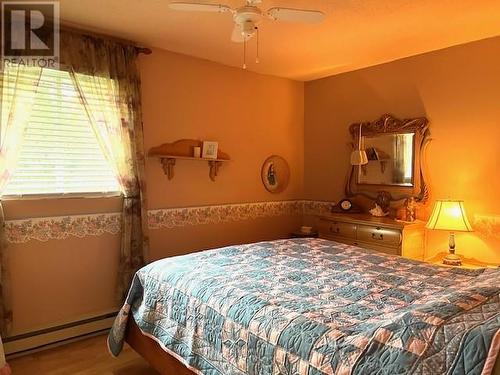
[108,238,500,374]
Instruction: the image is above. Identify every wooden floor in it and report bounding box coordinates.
[8,334,159,375]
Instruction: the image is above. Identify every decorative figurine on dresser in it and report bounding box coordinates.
[317,114,431,261]
[369,190,391,217]
[404,196,418,222]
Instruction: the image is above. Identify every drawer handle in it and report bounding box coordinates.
[372,233,384,240]
[330,225,340,233]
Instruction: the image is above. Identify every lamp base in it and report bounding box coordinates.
[442,253,462,266]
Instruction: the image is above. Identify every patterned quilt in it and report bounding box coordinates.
[108,238,500,375]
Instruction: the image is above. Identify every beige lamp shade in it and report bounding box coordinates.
[350,123,368,166]
[350,150,368,166]
[425,200,473,232]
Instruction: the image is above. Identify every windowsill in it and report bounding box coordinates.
[1,193,124,220]
[1,192,123,201]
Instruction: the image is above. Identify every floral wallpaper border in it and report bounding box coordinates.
[148,200,334,229]
[5,213,122,244]
[473,214,500,239]
[4,200,334,243]
[6,204,499,244]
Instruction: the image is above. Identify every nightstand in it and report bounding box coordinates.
[426,252,498,270]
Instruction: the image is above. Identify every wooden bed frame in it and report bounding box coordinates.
[126,316,194,375]
[126,314,500,375]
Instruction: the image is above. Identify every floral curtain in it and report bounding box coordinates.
[0,343,10,375]
[0,334,10,374]
[0,64,42,337]
[393,134,406,184]
[393,134,412,185]
[60,31,149,300]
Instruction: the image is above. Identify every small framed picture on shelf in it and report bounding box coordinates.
[202,141,219,159]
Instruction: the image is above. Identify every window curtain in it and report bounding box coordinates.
[0,335,10,374]
[0,64,42,337]
[60,31,149,300]
[0,337,11,375]
[392,134,406,184]
[393,134,412,185]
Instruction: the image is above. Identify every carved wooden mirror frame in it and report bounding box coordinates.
[345,114,431,203]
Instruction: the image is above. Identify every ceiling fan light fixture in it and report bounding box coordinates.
[168,0,326,69]
[242,20,256,36]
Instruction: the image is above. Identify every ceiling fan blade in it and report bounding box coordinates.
[266,7,325,24]
[231,25,245,43]
[169,2,232,13]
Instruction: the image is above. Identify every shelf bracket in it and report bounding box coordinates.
[161,158,176,180]
[208,160,223,182]
[159,157,225,181]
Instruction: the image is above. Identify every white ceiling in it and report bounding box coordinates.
[59,0,500,81]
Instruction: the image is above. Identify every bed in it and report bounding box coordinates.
[108,238,500,374]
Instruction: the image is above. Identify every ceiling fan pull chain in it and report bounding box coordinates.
[243,38,247,69]
[255,27,260,64]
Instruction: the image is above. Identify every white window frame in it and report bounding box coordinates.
[0,65,123,200]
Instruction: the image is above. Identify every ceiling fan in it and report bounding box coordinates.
[169,0,325,67]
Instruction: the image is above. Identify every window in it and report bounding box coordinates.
[401,133,414,183]
[1,67,120,196]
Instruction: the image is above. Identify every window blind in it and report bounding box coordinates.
[1,67,120,196]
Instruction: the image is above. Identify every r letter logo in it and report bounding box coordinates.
[1,1,60,68]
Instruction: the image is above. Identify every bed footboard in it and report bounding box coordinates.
[125,317,194,375]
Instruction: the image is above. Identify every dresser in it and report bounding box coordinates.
[317,214,425,260]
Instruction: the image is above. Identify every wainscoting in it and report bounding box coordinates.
[4,200,333,355]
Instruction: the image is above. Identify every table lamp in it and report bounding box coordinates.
[425,200,473,266]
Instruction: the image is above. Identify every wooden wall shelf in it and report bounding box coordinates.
[148,140,230,182]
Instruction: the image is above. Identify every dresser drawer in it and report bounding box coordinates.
[357,225,401,247]
[318,219,357,239]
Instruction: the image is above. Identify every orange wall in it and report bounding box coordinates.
[3,197,122,335]
[4,49,304,335]
[8,35,500,337]
[140,48,304,261]
[304,36,500,263]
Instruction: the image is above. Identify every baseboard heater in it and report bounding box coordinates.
[4,311,118,357]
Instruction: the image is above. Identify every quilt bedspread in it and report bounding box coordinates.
[108,238,500,374]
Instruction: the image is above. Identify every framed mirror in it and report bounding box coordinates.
[358,133,415,186]
[261,155,290,193]
[346,114,430,202]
